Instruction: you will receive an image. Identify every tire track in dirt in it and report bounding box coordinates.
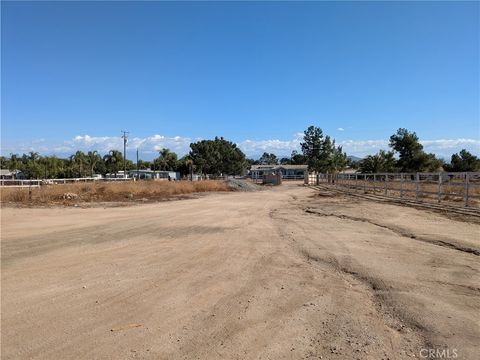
[304,208,480,256]
[270,189,479,359]
[269,207,429,359]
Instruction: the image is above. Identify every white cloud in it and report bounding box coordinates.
[421,138,480,150]
[338,140,389,157]
[1,133,479,160]
[52,134,193,156]
[337,127,345,131]
[338,138,480,158]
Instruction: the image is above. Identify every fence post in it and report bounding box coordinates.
[355,174,358,193]
[384,174,388,196]
[437,172,442,204]
[415,173,420,201]
[400,173,404,200]
[364,174,366,193]
[373,174,376,194]
[464,172,470,207]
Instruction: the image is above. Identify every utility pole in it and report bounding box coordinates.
[136,148,139,180]
[121,130,129,178]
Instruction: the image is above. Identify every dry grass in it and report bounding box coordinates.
[0,180,232,206]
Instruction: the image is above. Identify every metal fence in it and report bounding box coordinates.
[251,174,304,182]
[306,172,480,208]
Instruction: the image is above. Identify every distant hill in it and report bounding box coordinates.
[347,155,363,162]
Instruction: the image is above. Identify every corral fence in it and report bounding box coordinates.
[305,172,480,209]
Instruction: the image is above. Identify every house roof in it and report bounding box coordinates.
[250,165,308,171]
[0,169,22,176]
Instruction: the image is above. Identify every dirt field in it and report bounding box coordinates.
[1,184,479,360]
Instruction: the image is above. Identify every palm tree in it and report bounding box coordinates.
[9,153,19,172]
[186,158,193,180]
[28,151,42,179]
[86,151,100,176]
[104,150,123,175]
[72,151,87,177]
[28,151,40,163]
[156,148,178,171]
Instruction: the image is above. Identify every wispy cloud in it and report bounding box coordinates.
[1,133,479,159]
[337,127,345,131]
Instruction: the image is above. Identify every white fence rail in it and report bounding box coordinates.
[0,177,133,187]
[306,172,480,208]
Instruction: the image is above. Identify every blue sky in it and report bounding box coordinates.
[1,1,479,159]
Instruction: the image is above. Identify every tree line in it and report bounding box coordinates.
[0,137,249,179]
[1,127,478,179]
[247,127,480,174]
[356,128,480,173]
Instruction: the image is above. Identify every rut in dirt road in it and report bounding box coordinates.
[304,208,480,256]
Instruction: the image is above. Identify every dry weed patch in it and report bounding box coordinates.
[0,180,232,206]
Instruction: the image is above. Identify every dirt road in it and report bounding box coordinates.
[2,184,479,359]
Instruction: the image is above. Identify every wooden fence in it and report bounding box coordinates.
[306,172,480,208]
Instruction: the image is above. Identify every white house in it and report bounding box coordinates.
[0,169,25,180]
[249,165,308,180]
[129,169,180,181]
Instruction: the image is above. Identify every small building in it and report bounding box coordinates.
[249,165,308,180]
[129,169,180,181]
[105,171,129,179]
[0,169,25,180]
[340,168,359,174]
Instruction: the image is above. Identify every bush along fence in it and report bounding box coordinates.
[305,172,480,208]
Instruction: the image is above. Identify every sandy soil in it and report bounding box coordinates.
[1,184,479,360]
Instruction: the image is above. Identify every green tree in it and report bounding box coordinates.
[86,150,102,176]
[176,155,194,177]
[290,150,306,165]
[23,151,42,179]
[332,144,348,172]
[359,150,396,173]
[447,149,480,172]
[246,158,260,166]
[189,137,246,175]
[301,126,325,171]
[258,152,278,165]
[52,156,69,178]
[300,126,347,173]
[279,157,291,165]
[40,156,65,179]
[136,159,151,170]
[103,150,124,175]
[347,157,361,170]
[322,136,348,173]
[389,128,423,171]
[70,151,88,177]
[0,156,8,169]
[153,148,178,171]
[389,128,444,172]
